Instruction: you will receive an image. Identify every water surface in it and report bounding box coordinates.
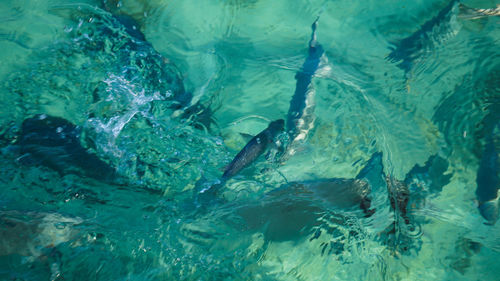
[0,0,499,280]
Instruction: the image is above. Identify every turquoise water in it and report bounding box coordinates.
[0,0,499,280]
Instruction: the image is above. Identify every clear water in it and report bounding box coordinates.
[0,0,499,280]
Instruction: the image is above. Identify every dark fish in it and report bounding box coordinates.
[100,0,146,41]
[13,114,116,181]
[236,182,363,242]
[285,17,324,157]
[389,1,500,74]
[235,152,382,242]
[222,119,284,180]
[270,178,373,214]
[404,154,451,193]
[389,1,500,73]
[387,0,460,73]
[476,123,499,225]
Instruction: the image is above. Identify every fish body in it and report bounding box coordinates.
[0,211,81,257]
[235,152,383,242]
[193,120,284,205]
[285,18,324,157]
[387,0,460,73]
[237,178,371,242]
[380,153,453,254]
[459,4,500,20]
[222,119,284,180]
[268,152,383,214]
[14,115,116,181]
[272,178,372,212]
[476,123,500,225]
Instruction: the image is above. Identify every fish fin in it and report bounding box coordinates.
[356,152,384,180]
[385,176,411,225]
[239,132,254,142]
[461,17,488,32]
[1,144,21,157]
[360,197,376,218]
[459,3,499,20]
[404,154,451,193]
[16,153,41,166]
[193,178,226,208]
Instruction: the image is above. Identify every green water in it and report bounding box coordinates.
[0,0,499,280]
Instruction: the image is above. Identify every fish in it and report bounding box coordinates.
[101,5,217,131]
[202,17,324,191]
[458,3,500,20]
[387,1,499,74]
[284,17,324,158]
[100,11,196,110]
[387,0,461,74]
[11,114,117,181]
[234,152,383,242]
[0,210,81,258]
[193,120,284,206]
[221,119,285,180]
[0,210,81,280]
[476,122,500,225]
[269,178,374,214]
[109,13,146,42]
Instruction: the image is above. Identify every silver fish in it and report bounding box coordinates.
[222,119,285,180]
[284,17,324,158]
[459,3,500,20]
[194,120,284,204]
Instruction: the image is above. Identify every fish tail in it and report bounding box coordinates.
[309,16,320,48]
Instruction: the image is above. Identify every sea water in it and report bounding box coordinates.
[0,0,499,280]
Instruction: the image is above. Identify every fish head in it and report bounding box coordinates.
[478,199,499,225]
[19,115,80,147]
[267,119,284,135]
